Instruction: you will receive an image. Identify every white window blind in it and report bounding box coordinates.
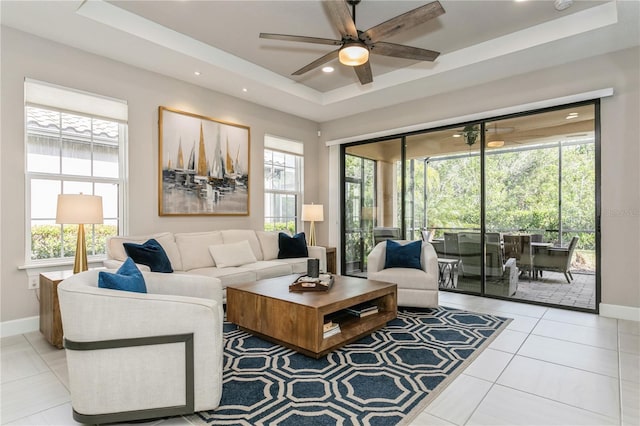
[265,134,304,155]
[25,79,128,122]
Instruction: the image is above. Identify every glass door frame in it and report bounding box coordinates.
[339,99,601,314]
[341,151,378,276]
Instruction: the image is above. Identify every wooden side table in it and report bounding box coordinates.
[39,270,72,349]
[323,246,336,274]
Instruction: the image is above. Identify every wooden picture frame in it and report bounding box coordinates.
[158,106,250,216]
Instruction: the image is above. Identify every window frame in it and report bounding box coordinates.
[263,137,304,234]
[23,102,127,269]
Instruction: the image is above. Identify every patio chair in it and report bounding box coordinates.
[373,227,401,246]
[520,235,536,279]
[431,239,445,257]
[533,236,580,283]
[485,232,501,243]
[503,235,521,261]
[458,240,518,296]
[443,232,460,259]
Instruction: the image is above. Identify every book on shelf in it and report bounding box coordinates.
[346,308,379,317]
[345,302,379,317]
[323,321,339,332]
[323,321,341,338]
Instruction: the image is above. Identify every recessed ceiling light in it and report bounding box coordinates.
[566,113,579,119]
[242,88,248,93]
[322,66,335,73]
[453,134,461,138]
[554,0,573,11]
[194,71,201,76]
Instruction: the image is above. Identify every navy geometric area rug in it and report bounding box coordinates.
[191,306,511,426]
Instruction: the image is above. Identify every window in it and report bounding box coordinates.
[25,80,127,265]
[264,135,304,233]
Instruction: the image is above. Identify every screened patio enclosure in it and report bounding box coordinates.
[341,102,599,312]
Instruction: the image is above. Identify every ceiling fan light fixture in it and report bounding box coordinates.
[487,140,505,148]
[339,41,369,66]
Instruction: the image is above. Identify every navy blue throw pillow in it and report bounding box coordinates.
[99,257,147,293]
[278,232,309,259]
[123,238,173,273]
[384,240,422,270]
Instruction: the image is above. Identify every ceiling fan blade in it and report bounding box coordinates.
[354,61,373,85]
[371,41,440,61]
[260,33,342,46]
[325,0,358,39]
[292,49,340,75]
[361,1,445,44]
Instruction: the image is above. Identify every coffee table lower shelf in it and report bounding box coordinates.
[238,312,393,358]
[226,275,397,359]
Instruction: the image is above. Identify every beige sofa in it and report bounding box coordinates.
[104,230,327,300]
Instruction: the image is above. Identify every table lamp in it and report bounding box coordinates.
[56,194,103,274]
[301,204,323,247]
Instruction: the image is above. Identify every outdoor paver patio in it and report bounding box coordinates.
[456,271,596,310]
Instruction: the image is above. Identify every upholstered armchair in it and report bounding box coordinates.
[367,240,439,308]
[58,270,224,424]
[533,236,580,283]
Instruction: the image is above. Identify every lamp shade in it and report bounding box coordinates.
[56,194,103,224]
[301,204,324,222]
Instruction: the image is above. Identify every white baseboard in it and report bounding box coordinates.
[1,316,39,338]
[600,303,640,322]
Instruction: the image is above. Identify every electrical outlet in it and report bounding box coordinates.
[28,275,39,290]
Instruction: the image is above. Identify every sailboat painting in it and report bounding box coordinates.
[158,106,250,216]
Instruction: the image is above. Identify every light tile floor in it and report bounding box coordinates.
[1,292,638,426]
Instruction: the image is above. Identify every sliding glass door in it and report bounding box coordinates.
[406,125,482,294]
[343,139,400,276]
[340,101,599,312]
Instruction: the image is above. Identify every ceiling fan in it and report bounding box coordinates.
[259,0,445,85]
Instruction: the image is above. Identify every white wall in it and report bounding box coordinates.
[319,47,640,311]
[0,27,320,322]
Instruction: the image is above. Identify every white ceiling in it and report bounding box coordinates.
[1,0,638,123]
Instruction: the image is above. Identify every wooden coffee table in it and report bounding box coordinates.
[226,275,397,358]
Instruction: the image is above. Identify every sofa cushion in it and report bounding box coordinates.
[123,239,173,273]
[369,268,436,291]
[175,231,223,270]
[98,258,147,293]
[107,232,183,271]
[221,230,263,261]
[240,261,293,280]
[278,232,308,259]
[256,231,281,261]
[209,240,258,268]
[274,257,309,274]
[186,267,257,287]
[384,240,422,270]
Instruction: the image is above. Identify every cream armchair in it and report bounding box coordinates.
[367,240,439,308]
[58,270,224,424]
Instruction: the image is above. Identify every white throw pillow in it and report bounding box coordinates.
[209,240,257,268]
